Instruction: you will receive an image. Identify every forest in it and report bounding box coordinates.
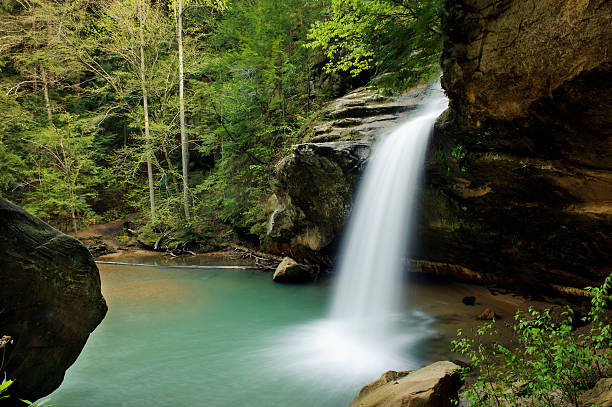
[0,0,441,244]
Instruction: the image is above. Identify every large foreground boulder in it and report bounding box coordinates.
[0,197,107,404]
[348,361,461,407]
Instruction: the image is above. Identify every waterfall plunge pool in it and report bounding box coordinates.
[48,256,522,407]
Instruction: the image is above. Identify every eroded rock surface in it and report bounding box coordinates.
[428,0,612,290]
[579,378,612,407]
[265,85,438,266]
[0,197,107,404]
[347,361,461,407]
[441,0,612,169]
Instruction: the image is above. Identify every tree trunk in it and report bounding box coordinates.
[138,2,156,224]
[41,66,53,124]
[175,0,190,220]
[70,195,78,237]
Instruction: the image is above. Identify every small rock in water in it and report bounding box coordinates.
[272,257,315,283]
[461,296,476,306]
[476,308,499,320]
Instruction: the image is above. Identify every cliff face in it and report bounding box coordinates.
[441,0,612,169]
[427,0,612,289]
[265,0,611,290]
[0,198,107,404]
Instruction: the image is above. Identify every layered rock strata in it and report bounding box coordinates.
[265,85,438,265]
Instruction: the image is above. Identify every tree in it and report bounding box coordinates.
[0,0,85,122]
[306,0,444,86]
[0,0,97,234]
[171,0,227,221]
[96,0,172,224]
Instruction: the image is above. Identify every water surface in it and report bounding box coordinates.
[49,257,520,406]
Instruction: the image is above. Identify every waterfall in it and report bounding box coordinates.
[261,82,448,391]
[330,82,448,335]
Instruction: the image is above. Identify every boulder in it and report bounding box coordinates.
[347,361,461,407]
[579,378,612,407]
[0,197,107,404]
[266,141,370,264]
[272,257,316,283]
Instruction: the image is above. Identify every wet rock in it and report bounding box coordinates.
[0,197,107,404]
[578,378,612,407]
[347,361,461,407]
[462,296,476,306]
[476,308,499,321]
[272,257,316,283]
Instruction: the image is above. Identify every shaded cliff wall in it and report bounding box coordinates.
[440,0,612,169]
[422,0,612,289]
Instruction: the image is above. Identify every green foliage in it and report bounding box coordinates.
[452,274,612,407]
[0,0,443,242]
[0,373,13,399]
[307,0,444,87]
[185,0,326,238]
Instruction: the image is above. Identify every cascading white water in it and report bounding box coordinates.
[330,82,448,335]
[260,83,448,393]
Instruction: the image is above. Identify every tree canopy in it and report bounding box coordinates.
[0,0,443,243]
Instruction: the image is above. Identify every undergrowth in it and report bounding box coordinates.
[452,274,612,406]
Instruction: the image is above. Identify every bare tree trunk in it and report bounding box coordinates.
[174,0,190,220]
[138,3,156,224]
[56,129,78,237]
[69,194,78,237]
[41,66,53,124]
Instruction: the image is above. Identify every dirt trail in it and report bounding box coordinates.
[78,213,140,252]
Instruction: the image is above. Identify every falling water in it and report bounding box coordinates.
[260,83,448,395]
[330,82,448,332]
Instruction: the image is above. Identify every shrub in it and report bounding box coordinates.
[452,274,612,407]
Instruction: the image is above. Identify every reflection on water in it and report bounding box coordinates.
[49,257,521,407]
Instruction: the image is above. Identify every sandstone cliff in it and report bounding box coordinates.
[429,0,612,289]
